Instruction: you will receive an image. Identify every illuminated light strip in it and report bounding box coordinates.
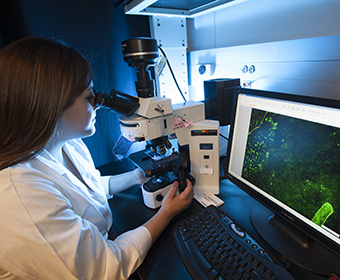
[123,51,158,57]
[125,0,249,18]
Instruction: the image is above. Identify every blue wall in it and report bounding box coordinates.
[0,0,150,167]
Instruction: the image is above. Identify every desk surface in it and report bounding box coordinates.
[109,180,329,280]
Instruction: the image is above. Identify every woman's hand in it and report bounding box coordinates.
[143,179,194,244]
[159,179,194,220]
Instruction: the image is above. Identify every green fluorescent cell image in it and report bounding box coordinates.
[312,202,334,226]
[242,109,340,234]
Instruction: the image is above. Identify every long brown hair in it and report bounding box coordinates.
[0,37,93,170]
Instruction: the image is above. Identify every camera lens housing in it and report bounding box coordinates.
[121,38,159,98]
[121,37,158,67]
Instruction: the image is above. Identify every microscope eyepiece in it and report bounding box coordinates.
[93,90,140,117]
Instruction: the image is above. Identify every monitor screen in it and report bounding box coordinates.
[226,88,340,274]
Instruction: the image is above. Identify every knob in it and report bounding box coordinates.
[156,194,163,201]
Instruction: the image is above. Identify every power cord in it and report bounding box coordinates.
[219,133,229,141]
[157,45,187,102]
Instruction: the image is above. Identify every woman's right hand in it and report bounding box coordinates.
[159,180,194,219]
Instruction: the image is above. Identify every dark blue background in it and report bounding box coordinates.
[0,0,150,167]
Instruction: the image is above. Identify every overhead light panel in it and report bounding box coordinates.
[124,0,249,17]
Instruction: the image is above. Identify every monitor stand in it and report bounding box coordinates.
[250,204,340,276]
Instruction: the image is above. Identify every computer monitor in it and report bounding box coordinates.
[226,88,340,275]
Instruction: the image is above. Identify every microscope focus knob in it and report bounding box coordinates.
[156,194,164,202]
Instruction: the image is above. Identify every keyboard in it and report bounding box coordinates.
[172,206,294,280]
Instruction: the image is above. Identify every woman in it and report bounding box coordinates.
[0,37,194,279]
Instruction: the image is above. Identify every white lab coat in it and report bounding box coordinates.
[0,139,152,280]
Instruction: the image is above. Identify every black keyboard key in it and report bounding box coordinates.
[264,269,274,279]
[250,269,263,280]
[206,268,219,280]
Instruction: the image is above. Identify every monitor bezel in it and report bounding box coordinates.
[225,87,340,258]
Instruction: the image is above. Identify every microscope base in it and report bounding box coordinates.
[142,171,179,209]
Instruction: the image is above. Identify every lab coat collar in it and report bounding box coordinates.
[36,149,90,194]
[62,142,106,199]
[36,146,105,204]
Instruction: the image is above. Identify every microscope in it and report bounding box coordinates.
[93,38,220,208]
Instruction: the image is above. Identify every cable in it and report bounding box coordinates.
[220,133,229,141]
[157,46,187,102]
